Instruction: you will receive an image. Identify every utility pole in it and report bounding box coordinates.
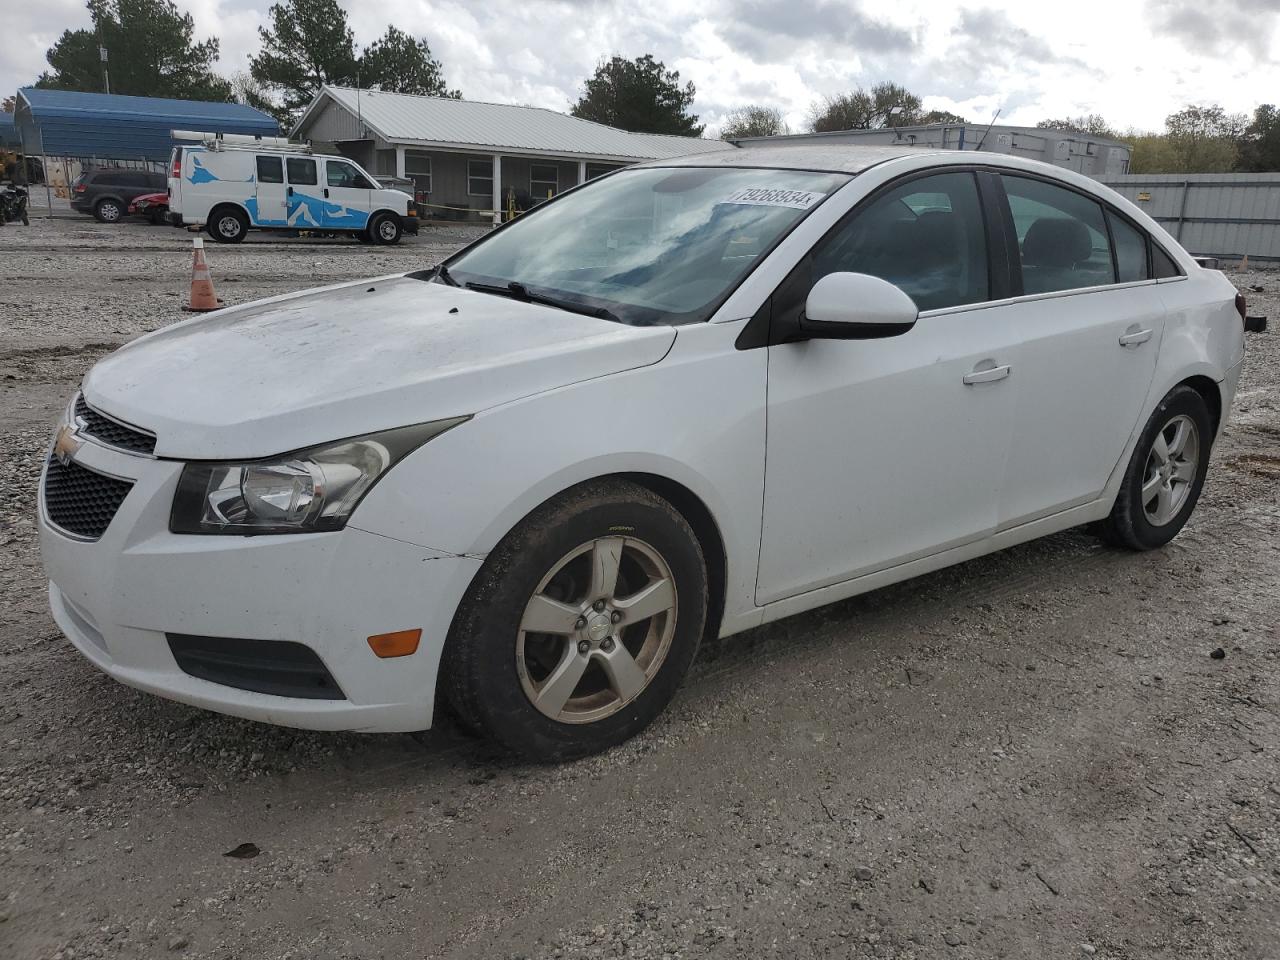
[100,46,110,95]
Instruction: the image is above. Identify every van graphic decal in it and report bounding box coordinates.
[244,191,370,229]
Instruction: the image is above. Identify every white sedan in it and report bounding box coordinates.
[39,146,1245,760]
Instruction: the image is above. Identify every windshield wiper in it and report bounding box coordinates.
[464,280,621,324]
[435,263,459,286]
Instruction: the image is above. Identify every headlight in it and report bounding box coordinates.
[170,418,467,535]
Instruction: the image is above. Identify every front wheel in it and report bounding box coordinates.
[369,212,402,245]
[1099,385,1213,550]
[441,480,708,761]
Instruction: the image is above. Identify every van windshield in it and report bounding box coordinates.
[439,166,850,326]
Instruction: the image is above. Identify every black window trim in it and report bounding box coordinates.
[740,164,1005,348]
[737,161,1192,350]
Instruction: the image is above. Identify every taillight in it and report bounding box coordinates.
[74,184,86,193]
[170,155,181,179]
[1236,293,1248,326]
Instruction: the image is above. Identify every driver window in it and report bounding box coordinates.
[809,171,989,311]
[327,160,373,189]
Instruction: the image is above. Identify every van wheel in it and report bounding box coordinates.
[369,212,402,245]
[1099,385,1213,550]
[93,199,122,223]
[441,479,707,761]
[207,207,248,244]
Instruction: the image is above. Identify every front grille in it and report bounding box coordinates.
[74,394,156,455]
[43,456,134,540]
[167,634,347,700]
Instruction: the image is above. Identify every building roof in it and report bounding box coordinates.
[637,142,935,173]
[295,86,734,162]
[15,87,278,161]
[734,122,1132,151]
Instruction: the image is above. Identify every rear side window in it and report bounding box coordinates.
[94,172,125,186]
[808,171,989,311]
[1003,175,1115,293]
[1108,212,1150,283]
[257,156,284,184]
[286,158,317,186]
[1152,244,1182,278]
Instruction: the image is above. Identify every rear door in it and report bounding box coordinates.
[993,173,1166,526]
[253,155,288,226]
[321,158,373,231]
[284,157,321,228]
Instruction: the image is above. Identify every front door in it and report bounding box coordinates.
[756,171,1020,605]
[994,174,1165,526]
[253,155,288,226]
[321,158,373,231]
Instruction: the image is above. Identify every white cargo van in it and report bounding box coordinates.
[167,132,417,244]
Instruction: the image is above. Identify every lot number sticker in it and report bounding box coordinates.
[719,187,825,210]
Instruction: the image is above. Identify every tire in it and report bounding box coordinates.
[1099,385,1213,550]
[369,211,402,245]
[93,198,122,223]
[441,479,708,761]
[207,206,248,244]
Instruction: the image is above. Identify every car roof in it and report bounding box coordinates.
[636,144,939,174]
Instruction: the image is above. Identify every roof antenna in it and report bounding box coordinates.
[974,108,1001,151]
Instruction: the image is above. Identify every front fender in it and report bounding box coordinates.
[349,321,767,635]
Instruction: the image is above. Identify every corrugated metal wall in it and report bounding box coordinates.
[1098,173,1280,262]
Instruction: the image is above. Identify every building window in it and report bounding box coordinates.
[530,163,559,200]
[405,152,432,194]
[468,159,494,197]
[585,163,618,180]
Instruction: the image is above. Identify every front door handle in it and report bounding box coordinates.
[323,188,330,199]
[963,362,1011,385]
[1119,327,1153,347]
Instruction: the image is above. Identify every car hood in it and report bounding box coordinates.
[82,275,676,459]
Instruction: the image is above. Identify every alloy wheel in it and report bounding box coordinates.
[1142,413,1199,526]
[516,537,677,724]
[218,215,241,239]
[99,202,120,222]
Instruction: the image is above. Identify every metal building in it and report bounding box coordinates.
[292,86,732,222]
[734,123,1131,178]
[1098,172,1280,263]
[0,111,18,150]
[13,88,278,165]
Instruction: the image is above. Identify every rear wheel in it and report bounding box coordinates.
[207,206,248,243]
[1099,385,1213,550]
[442,479,707,761]
[93,198,122,223]
[369,211,402,245]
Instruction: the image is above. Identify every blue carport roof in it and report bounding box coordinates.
[17,88,278,161]
[0,111,18,149]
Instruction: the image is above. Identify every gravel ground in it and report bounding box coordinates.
[1,216,1278,960]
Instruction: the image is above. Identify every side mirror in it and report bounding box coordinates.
[800,272,919,340]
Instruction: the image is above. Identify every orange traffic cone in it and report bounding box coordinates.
[183,237,224,312]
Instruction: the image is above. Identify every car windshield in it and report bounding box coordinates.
[440,166,850,326]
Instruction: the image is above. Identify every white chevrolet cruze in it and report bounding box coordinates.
[40,146,1245,760]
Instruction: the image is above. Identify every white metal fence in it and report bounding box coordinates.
[1097,173,1280,264]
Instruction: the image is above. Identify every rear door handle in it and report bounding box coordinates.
[1119,327,1153,347]
[323,188,330,199]
[963,363,1011,385]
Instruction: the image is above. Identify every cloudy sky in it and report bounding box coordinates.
[5,0,1279,135]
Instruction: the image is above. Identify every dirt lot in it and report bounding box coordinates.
[1,216,1278,960]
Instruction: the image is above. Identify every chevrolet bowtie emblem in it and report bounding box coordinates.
[53,424,81,466]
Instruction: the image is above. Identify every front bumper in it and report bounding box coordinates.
[403,214,420,235]
[38,437,481,732]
